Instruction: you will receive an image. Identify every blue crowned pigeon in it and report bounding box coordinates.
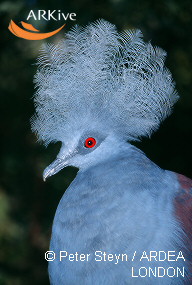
[31,20,192,284]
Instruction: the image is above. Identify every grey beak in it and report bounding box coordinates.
[43,158,69,181]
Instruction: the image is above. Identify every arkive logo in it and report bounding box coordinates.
[26,10,77,21]
[8,10,76,40]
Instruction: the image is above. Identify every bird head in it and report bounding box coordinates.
[42,130,123,180]
[31,20,178,180]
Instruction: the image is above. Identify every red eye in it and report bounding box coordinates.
[84,137,97,148]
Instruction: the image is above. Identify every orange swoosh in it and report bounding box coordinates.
[21,21,40,32]
[8,20,66,40]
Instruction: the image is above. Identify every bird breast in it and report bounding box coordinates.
[49,146,188,284]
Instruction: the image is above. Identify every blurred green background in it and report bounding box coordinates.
[1,0,192,284]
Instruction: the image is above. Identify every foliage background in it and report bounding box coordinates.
[1,0,192,284]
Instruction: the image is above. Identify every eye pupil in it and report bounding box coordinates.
[84,137,97,148]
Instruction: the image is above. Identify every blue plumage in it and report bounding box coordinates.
[32,20,192,284]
